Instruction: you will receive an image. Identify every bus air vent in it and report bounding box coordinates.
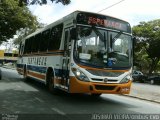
[91,78,103,81]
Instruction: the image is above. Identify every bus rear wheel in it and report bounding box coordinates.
[47,71,57,94]
[23,66,28,81]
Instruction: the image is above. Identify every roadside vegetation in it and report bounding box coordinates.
[132,19,160,74]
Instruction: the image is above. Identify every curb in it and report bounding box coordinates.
[122,94,160,104]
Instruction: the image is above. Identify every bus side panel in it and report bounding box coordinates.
[17,53,63,83]
[27,65,46,81]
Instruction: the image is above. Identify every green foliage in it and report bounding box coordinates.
[0,0,39,43]
[18,0,71,6]
[14,23,45,45]
[133,19,160,74]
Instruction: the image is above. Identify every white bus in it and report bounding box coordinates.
[17,11,133,96]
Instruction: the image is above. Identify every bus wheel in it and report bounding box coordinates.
[47,72,57,93]
[23,66,28,80]
[91,93,102,97]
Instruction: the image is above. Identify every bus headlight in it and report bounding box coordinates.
[120,75,131,83]
[71,68,90,82]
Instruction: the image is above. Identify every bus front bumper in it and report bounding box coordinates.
[69,77,132,94]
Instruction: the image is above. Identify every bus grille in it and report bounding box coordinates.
[86,69,123,77]
[95,85,116,90]
[91,78,118,82]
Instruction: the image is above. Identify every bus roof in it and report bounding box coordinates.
[24,11,131,41]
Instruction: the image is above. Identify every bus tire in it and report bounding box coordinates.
[23,65,28,80]
[47,71,57,94]
[91,93,102,97]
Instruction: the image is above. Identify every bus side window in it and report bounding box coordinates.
[24,39,28,54]
[48,24,63,50]
[39,30,50,52]
[48,28,56,50]
[26,38,32,53]
[32,34,41,53]
[31,36,35,53]
[31,36,36,53]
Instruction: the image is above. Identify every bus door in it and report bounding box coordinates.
[62,29,71,88]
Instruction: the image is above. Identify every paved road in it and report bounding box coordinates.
[0,67,160,120]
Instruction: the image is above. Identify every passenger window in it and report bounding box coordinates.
[39,30,50,52]
[48,24,63,50]
[32,34,41,53]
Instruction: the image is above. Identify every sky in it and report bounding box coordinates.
[28,0,160,26]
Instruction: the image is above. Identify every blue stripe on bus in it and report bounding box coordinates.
[27,65,65,77]
[27,65,47,74]
[17,64,69,77]
[17,64,24,68]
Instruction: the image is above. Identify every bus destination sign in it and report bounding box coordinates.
[88,17,122,30]
[77,13,131,33]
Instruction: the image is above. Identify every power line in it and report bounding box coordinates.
[97,0,125,13]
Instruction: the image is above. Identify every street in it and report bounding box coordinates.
[0,67,160,120]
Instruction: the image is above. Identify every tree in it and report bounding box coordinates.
[0,0,39,43]
[132,19,160,74]
[14,23,45,45]
[18,0,71,6]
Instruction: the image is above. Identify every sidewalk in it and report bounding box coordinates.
[127,82,160,103]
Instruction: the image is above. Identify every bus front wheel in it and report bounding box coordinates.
[91,93,102,97]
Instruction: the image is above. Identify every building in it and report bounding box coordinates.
[0,50,18,64]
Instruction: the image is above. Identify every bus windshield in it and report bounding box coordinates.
[74,26,132,68]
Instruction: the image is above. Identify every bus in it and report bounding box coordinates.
[17,11,133,96]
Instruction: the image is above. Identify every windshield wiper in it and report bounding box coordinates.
[110,31,122,51]
[112,31,123,43]
[92,26,107,49]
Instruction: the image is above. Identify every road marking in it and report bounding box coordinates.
[35,97,44,103]
[51,108,66,115]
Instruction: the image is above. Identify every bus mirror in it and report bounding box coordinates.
[70,28,76,40]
